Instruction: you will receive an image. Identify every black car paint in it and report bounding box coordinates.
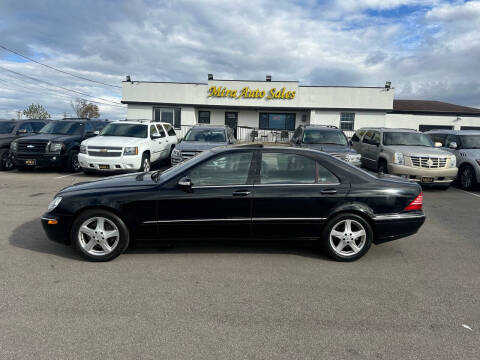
[11,120,107,169]
[291,126,358,155]
[42,146,424,246]
[0,120,48,150]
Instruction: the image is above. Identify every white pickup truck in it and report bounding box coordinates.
[78,121,177,173]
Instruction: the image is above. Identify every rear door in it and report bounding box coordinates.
[150,124,164,162]
[360,130,375,169]
[251,150,349,239]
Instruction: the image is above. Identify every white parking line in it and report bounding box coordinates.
[54,172,82,179]
[452,188,480,199]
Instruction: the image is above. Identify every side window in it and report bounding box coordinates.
[372,131,381,145]
[18,122,34,133]
[156,124,166,138]
[163,123,176,136]
[84,122,94,133]
[429,133,447,146]
[362,130,373,144]
[150,125,159,138]
[445,134,459,148]
[188,152,253,186]
[261,153,314,184]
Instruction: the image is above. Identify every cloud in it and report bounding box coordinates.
[0,0,479,119]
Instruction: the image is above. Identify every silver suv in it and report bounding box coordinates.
[351,128,458,188]
[426,130,480,190]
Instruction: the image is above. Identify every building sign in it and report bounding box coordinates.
[208,86,296,100]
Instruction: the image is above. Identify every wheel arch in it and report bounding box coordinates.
[327,204,377,238]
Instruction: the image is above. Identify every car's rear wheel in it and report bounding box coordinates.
[0,149,15,171]
[322,213,373,261]
[71,209,129,261]
[139,153,150,172]
[459,165,476,190]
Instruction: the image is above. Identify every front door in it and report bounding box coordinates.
[155,150,255,239]
[252,151,350,239]
[225,112,238,138]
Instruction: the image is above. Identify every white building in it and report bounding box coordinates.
[121,76,480,138]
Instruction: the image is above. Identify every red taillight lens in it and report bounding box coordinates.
[404,192,423,211]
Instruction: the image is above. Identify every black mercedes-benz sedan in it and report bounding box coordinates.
[41,144,425,262]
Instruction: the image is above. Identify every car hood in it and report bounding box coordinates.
[58,172,155,195]
[302,144,357,154]
[176,141,227,151]
[386,145,452,156]
[16,134,80,143]
[82,136,144,147]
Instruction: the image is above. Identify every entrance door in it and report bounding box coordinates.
[225,112,238,138]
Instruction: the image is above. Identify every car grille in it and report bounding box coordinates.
[87,146,123,157]
[410,156,447,168]
[17,141,48,153]
[181,151,201,159]
[330,153,348,161]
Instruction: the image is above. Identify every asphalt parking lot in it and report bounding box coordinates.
[0,167,479,359]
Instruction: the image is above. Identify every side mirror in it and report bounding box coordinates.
[434,142,442,148]
[17,129,27,135]
[449,142,458,149]
[178,176,193,192]
[94,130,100,135]
[151,134,162,140]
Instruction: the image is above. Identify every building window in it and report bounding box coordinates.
[340,112,355,131]
[153,107,181,129]
[259,113,296,130]
[198,111,210,124]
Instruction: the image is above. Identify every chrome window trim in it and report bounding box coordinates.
[41,217,57,221]
[143,217,326,224]
[192,184,253,189]
[373,213,425,221]
[255,183,341,187]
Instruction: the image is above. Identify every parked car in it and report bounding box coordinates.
[0,119,48,170]
[351,128,458,188]
[78,121,177,173]
[10,119,108,172]
[41,144,425,262]
[426,129,480,190]
[290,125,361,166]
[171,124,235,165]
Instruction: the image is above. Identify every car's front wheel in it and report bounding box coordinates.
[322,213,373,261]
[71,209,130,261]
[0,149,15,171]
[459,165,476,190]
[64,150,81,172]
[139,153,150,172]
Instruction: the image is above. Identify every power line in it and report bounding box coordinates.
[0,44,122,89]
[0,65,125,107]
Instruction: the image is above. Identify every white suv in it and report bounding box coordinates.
[78,121,177,173]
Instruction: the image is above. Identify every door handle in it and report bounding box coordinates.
[320,189,337,195]
[232,190,251,196]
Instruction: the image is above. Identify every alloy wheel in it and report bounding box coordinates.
[143,158,150,172]
[1,151,14,170]
[78,217,120,256]
[72,153,81,171]
[329,219,367,257]
[461,167,473,189]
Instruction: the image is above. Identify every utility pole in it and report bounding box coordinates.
[16,110,22,120]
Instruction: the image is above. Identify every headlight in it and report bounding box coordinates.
[47,196,62,212]
[393,152,404,165]
[80,145,87,154]
[48,142,64,152]
[450,155,456,168]
[10,141,17,151]
[123,146,138,155]
[346,153,361,163]
[172,148,182,157]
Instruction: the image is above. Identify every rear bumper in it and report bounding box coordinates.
[78,153,142,172]
[373,212,425,244]
[41,213,73,244]
[388,164,458,184]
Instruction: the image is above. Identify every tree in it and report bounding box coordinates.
[23,104,50,119]
[71,98,100,118]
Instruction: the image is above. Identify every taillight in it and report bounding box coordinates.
[404,192,423,211]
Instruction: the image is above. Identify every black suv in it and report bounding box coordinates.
[10,119,108,172]
[291,125,361,166]
[0,119,48,170]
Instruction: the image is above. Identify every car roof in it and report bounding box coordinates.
[425,129,480,135]
[191,124,228,130]
[302,125,341,131]
[359,127,418,133]
[0,119,47,123]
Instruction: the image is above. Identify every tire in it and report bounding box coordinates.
[64,150,81,172]
[0,149,15,171]
[459,165,476,190]
[377,159,388,174]
[82,169,97,175]
[139,152,151,172]
[71,209,130,262]
[321,213,373,262]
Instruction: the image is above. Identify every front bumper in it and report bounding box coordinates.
[41,213,74,245]
[388,164,458,184]
[373,212,426,244]
[171,154,184,166]
[13,152,65,168]
[78,153,142,172]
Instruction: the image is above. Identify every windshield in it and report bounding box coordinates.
[383,132,433,146]
[100,123,147,138]
[303,129,348,145]
[184,128,226,142]
[460,135,480,149]
[39,121,83,135]
[0,122,15,134]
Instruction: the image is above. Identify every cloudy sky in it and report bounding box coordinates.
[0,0,479,119]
